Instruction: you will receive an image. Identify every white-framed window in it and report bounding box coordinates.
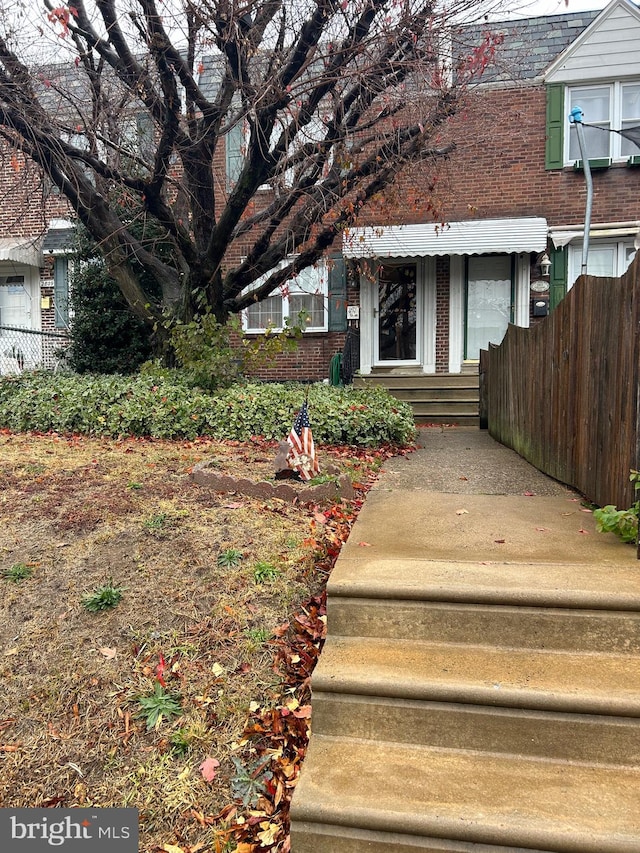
[226,112,332,192]
[568,239,637,288]
[243,260,329,333]
[567,82,640,163]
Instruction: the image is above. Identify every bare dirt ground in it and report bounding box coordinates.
[0,431,385,852]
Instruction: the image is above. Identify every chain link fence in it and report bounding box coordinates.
[0,326,71,374]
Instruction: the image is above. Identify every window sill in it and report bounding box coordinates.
[572,158,612,171]
[627,155,640,166]
[244,328,328,336]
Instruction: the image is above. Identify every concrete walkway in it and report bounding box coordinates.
[290,427,640,852]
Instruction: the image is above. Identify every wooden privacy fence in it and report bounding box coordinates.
[480,253,640,511]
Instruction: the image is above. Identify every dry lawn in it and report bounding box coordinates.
[0,431,383,852]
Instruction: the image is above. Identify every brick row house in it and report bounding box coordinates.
[339,0,640,418]
[235,0,640,410]
[1,0,639,409]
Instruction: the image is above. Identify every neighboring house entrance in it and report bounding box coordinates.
[464,255,513,360]
[0,265,39,372]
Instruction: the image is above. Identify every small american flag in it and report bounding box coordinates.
[287,401,319,481]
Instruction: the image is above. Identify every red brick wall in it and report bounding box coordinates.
[244,331,346,382]
[435,257,450,373]
[368,85,640,230]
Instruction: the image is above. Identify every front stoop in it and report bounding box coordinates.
[352,372,479,425]
[289,559,640,852]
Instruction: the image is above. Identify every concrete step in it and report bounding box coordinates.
[328,558,640,610]
[354,373,478,390]
[327,598,640,652]
[392,388,480,401]
[310,693,640,765]
[312,635,640,717]
[404,401,479,414]
[290,734,640,853]
[353,373,479,422]
[415,415,481,426]
[291,823,541,852]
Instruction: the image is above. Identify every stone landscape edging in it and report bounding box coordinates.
[191,460,355,502]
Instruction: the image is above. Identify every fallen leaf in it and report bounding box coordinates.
[357,541,373,547]
[98,647,117,659]
[160,845,185,853]
[455,509,469,515]
[4,648,18,656]
[293,705,312,719]
[313,512,327,525]
[211,662,225,677]
[257,822,281,846]
[580,508,593,513]
[535,527,549,532]
[494,539,506,544]
[578,528,590,535]
[199,756,220,782]
[459,476,468,481]
[523,490,536,496]
[223,502,243,509]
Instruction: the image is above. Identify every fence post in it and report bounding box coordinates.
[479,349,488,430]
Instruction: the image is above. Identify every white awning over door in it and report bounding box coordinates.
[0,237,44,268]
[342,217,548,258]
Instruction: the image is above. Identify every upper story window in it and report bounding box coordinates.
[243,260,328,333]
[567,82,640,163]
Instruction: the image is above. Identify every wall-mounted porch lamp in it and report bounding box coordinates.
[539,252,551,278]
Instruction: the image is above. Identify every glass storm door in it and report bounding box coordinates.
[376,263,419,364]
[465,256,512,360]
[0,275,29,327]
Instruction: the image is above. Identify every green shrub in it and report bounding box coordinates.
[67,229,158,374]
[593,470,640,544]
[0,372,416,446]
[170,313,304,392]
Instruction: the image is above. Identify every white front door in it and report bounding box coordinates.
[374,261,421,365]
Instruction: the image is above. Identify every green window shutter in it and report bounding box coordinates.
[545,83,565,170]
[328,256,347,332]
[226,123,244,189]
[549,246,567,311]
[53,257,69,329]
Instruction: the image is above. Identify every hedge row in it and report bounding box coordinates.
[0,372,417,446]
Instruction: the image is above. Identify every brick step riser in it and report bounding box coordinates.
[309,692,640,766]
[327,598,640,653]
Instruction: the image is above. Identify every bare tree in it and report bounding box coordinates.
[0,0,509,331]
